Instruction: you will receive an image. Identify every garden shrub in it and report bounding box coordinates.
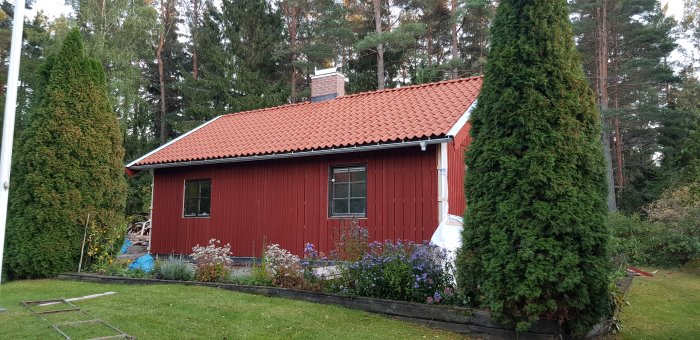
[458,0,611,334]
[154,257,194,281]
[333,219,369,261]
[191,239,232,282]
[608,212,700,267]
[5,29,127,279]
[337,241,454,303]
[89,222,129,271]
[250,257,274,286]
[264,244,304,288]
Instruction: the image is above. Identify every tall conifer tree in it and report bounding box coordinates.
[5,30,126,278]
[458,0,611,334]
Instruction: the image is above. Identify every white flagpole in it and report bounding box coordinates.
[0,0,26,287]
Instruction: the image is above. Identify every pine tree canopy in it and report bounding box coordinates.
[4,29,126,279]
[457,0,611,334]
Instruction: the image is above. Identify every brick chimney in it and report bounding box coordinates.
[310,67,346,102]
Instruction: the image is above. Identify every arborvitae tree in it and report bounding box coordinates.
[5,29,127,279]
[458,0,611,334]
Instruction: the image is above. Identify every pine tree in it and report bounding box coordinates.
[180,0,288,127]
[5,30,127,279]
[570,0,678,212]
[458,0,611,334]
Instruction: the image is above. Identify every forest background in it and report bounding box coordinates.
[1,0,699,224]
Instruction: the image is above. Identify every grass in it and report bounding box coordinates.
[617,263,700,339]
[0,279,465,339]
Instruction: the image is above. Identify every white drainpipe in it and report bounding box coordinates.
[437,143,449,223]
[148,169,154,254]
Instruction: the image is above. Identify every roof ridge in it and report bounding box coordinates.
[220,101,313,118]
[217,75,483,119]
[339,75,484,100]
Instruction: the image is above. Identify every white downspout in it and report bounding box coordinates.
[437,143,449,223]
[148,169,154,254]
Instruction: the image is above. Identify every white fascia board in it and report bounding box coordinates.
[125,115,224,168]
[446,99,477,137]
[128,137,452,171]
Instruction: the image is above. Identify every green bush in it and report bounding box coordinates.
[608,213,700,267]
[458,0,611,334]
[154,257,195,281]
[334,241,455,304]
[194,263,230,282]
[5,29,126,279]
[249,265,274,286]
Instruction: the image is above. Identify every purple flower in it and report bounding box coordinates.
[433,291,442,302]
[426,296,434,304]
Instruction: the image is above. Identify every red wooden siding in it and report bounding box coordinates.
[151,146,438,257]
[447,122,471,216]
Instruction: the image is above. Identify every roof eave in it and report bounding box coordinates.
[127,136,452,171]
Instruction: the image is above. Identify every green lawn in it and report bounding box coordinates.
[0,279,465,339]
[617,264,700,339]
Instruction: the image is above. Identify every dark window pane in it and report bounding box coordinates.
[200,180,211,198]
[333,169,350,182]
[350,198,366,214]
[333,199,349,214]
[185,181,199,199]
[333,183,349,198]
[199,198,211,216]
[350,182,366,198]
[184,198,199,216]
[350,168,366,181]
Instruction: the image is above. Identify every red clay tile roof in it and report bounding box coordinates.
[129,76,482,168]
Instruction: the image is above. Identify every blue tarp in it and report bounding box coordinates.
[120,239,132,254]
[129,254,154,272]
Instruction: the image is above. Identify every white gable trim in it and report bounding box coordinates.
[446,99,477,137]
[125,115,224,168]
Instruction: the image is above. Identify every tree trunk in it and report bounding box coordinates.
[613,95,623,189]
[373,0,384,90]
[597,0,616,211]
[192,0,199,80]
[157,34,166,144]
[157,0,169,144]
[427,24,433,67]
[451,0,459,79]
[290,5,298,102]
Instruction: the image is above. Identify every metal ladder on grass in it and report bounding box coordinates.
[22,299,133,340]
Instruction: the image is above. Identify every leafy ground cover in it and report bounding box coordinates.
[0,279,464,339]
[617,263,700,339]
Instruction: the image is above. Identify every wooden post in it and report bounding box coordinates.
[78,214,90,273]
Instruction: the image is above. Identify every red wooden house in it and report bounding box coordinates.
[126,69,482,257]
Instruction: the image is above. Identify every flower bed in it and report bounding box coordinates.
[84,222,624,338]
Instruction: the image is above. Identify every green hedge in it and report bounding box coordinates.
[609,213,700,267]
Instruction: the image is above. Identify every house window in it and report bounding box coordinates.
[184,179,211,217]
[330,166,366,217]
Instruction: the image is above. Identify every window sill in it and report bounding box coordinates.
[328,216,367,220]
